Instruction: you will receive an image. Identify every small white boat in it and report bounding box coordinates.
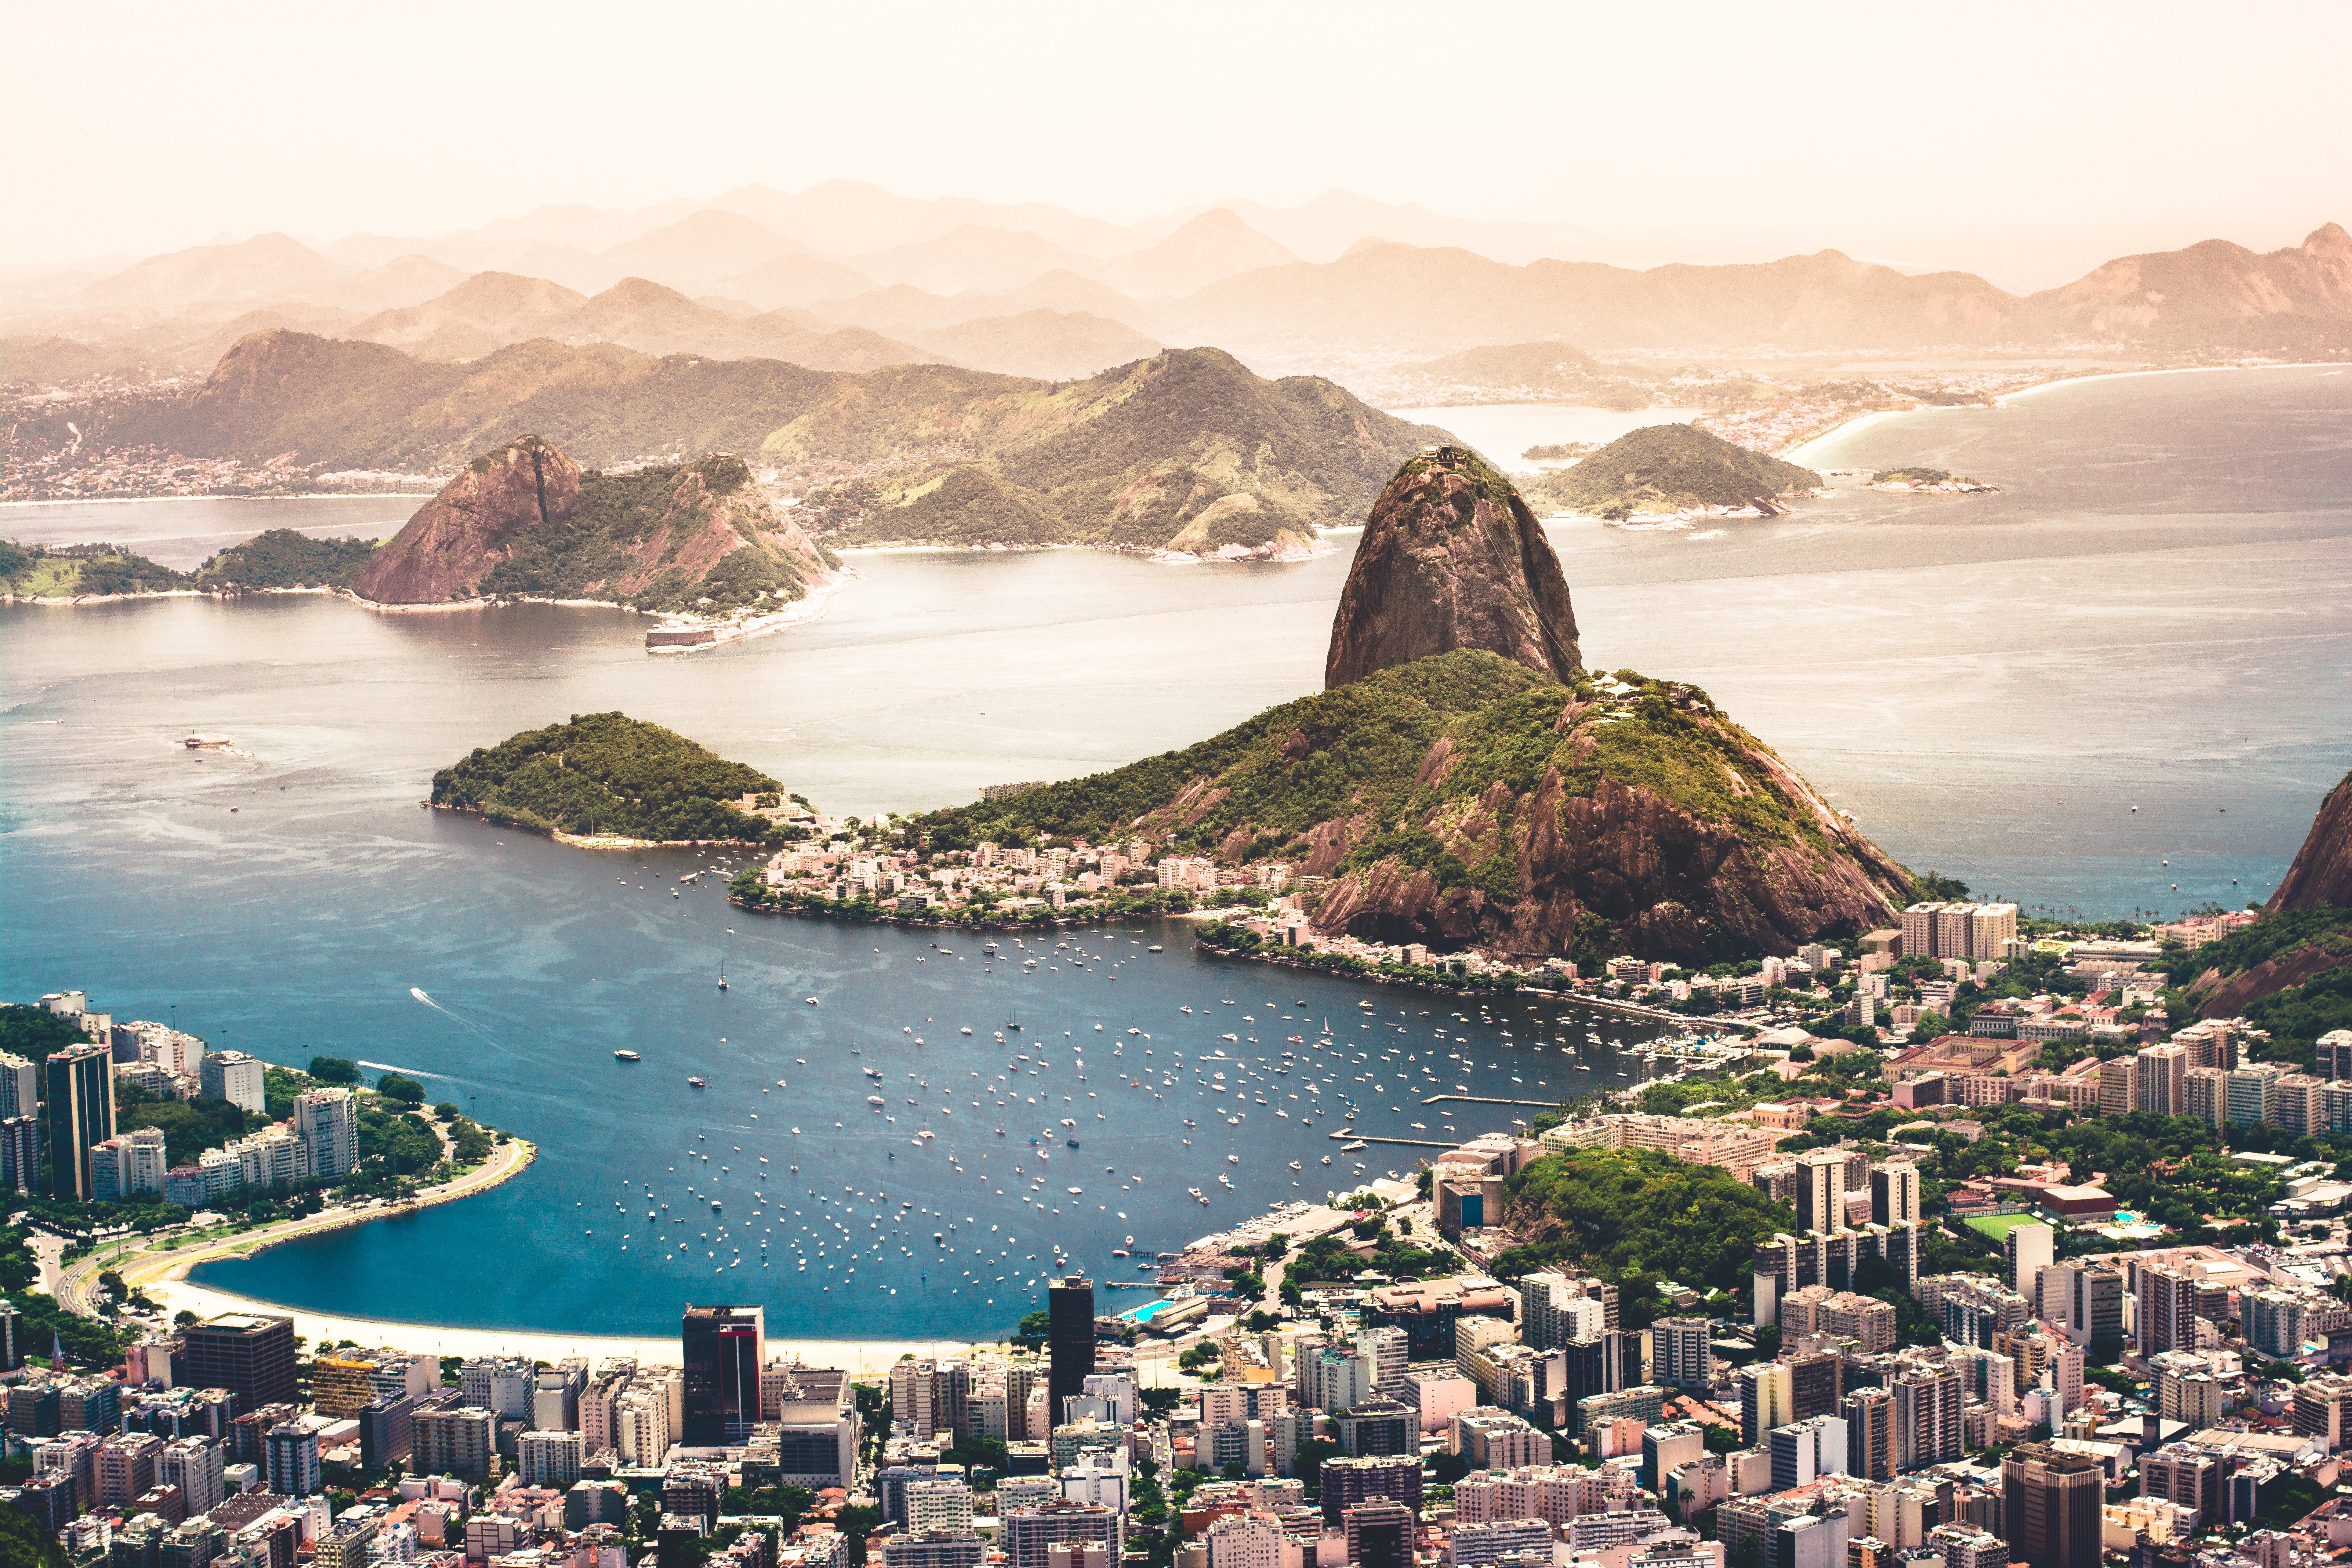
[1320,1155,1332,1166]
[1287,1161,1301,1171]
[806,997,820,1006]
[867,1096,886,1107]
[688,1076,706,1088]
[1226,1154,1240,1164]
[1341,1140,1367,1152]
[614,1050,640,1062]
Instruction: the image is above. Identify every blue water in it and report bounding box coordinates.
[2,364,2347,1338]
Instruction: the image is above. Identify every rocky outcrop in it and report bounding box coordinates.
[2269,769,2352,911]
[1326,446,1580,688]
[354,436,579,603]
[353,441,835,612]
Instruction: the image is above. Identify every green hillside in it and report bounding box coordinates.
[919,650,1834,862]
[1526,423,1821,518]
[431,712,787,843]
[0,538,190,597]
[921,651,1542,853]
[197,528,381,589]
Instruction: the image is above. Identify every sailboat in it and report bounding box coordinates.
[717,961,729,992]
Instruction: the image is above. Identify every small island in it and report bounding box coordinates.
[1867,466,2000,494]
[431,712,815,848]
[1520,441,1592,461]
[1525,422,1822,522]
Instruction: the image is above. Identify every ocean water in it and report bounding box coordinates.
[2,365,2346,1337]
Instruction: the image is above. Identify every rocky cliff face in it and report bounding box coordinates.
[354,440,835,611]
[1326,446,1580,688]
[2269,769,2352,911]
[354,436,579,603]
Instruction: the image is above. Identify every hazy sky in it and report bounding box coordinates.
[6,0,2346,283]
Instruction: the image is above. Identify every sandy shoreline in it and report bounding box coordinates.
[1782,361,2337,467]
[145,1275,978,1372]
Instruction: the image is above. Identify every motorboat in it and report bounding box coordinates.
[688,1077,706,1088]
[867,1095,886,1107]
[614,1050,641,1062]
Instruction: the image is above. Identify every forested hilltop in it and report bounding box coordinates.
[432,712,803,844]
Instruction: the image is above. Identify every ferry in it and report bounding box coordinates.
[688,1077,706,1088]
[614,1050,641,1062]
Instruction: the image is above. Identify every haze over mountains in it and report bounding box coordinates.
[8,180,2348,392]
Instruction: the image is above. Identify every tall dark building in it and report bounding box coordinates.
[1047,1276,1095,1416]
[0,1299,21,1372]
[1343,1499,1416,1568]
[1842,1388,1895,1482]
[44,1044,114,1201]
[1789,1351,1842,1421]
[1320,1455,1424,1526]
[2003,1442,2103,1568]
[682,1304,765,1443]
[359,1392,418,1469]
[177,1314,296,1411]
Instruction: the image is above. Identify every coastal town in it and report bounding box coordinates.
[12,884,2352,1568]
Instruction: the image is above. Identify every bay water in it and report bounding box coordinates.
[2,365,2346,1338]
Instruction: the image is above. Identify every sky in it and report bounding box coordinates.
[5,0,2347,285]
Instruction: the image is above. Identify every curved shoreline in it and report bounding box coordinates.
[105,1135,538,1314]
[1782,360,2341,467]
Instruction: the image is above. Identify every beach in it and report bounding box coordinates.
[145,1274,975,1372]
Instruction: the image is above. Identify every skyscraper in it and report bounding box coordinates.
[1842,1388,1895,1481]
[2005,1224,2054,1296]
[44,1043,115,1201]
[2002,1443,2102,1568]
[2135,1044,2187,1118]
[1793,1152,1848,1235]
[1651,1318,1712,1390]
[294,1088,360,1181]
[1048,1276,1096,1416]
[682,1305,764,1443]
[1869,1162,1920,1228]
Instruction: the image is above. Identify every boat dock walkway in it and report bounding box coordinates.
[1418,1093,1560,1108]
[1329,1129,1459,1149]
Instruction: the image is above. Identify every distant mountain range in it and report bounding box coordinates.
[7,180,2344,387]
[103,334,1440,556]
